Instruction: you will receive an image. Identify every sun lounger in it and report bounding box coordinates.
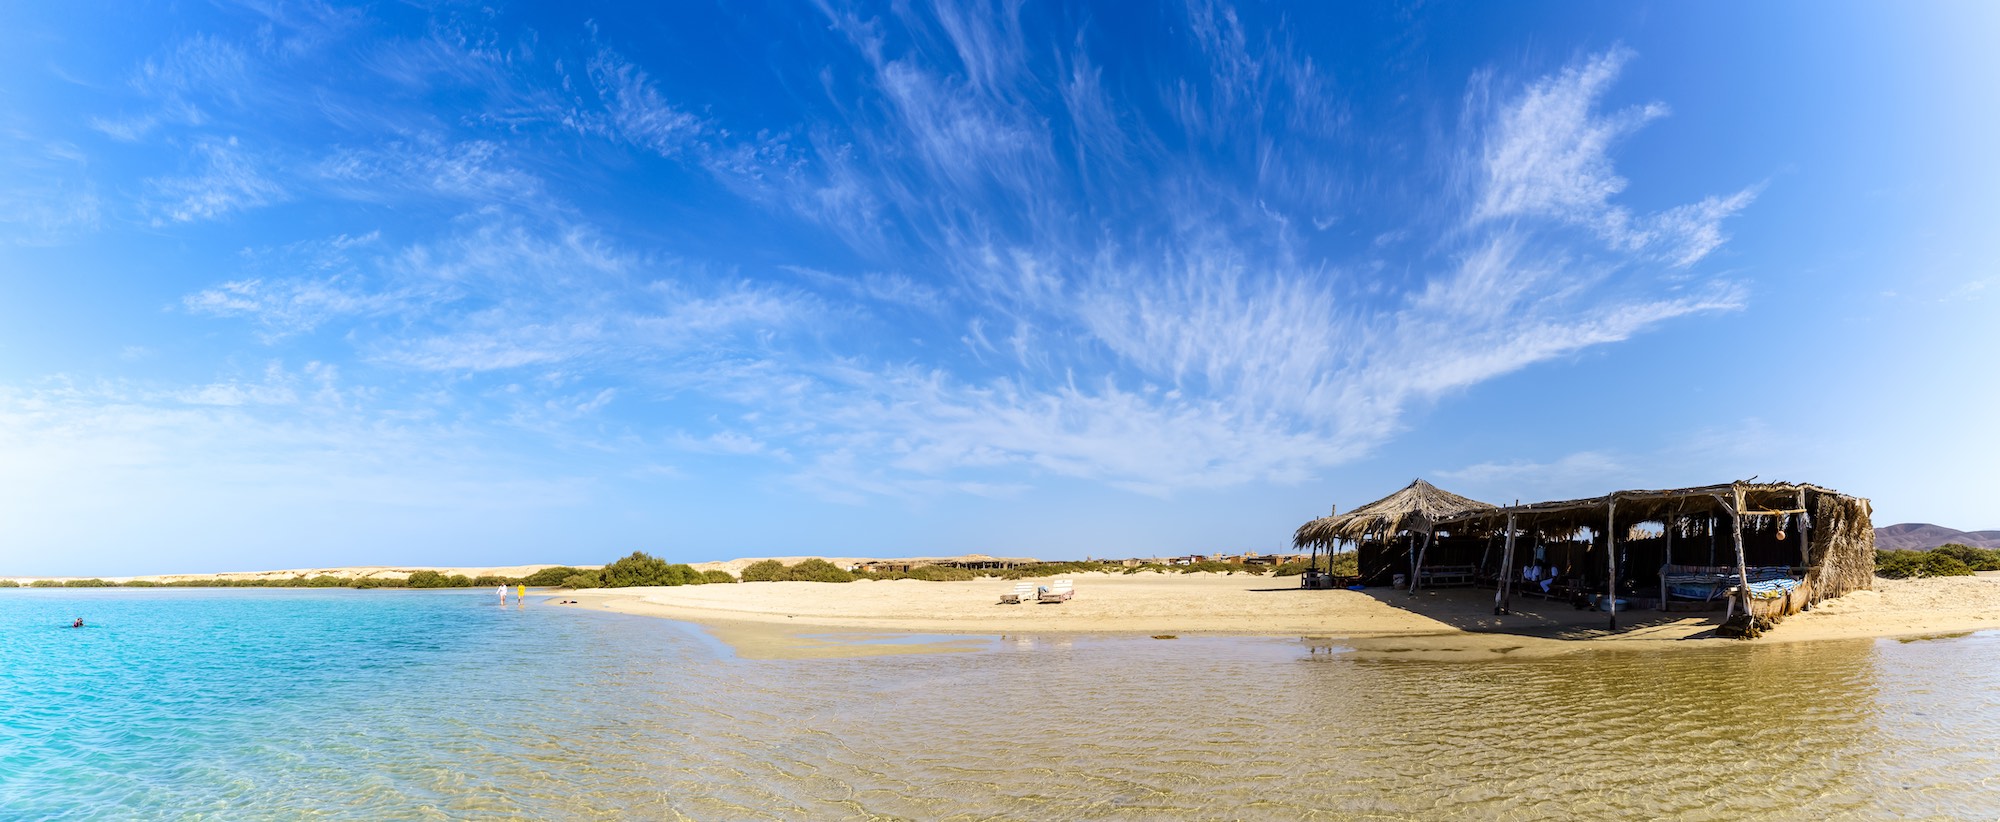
[999,581,1033,604]
[1038,579,1074,603]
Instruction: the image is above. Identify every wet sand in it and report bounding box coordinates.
[562,571,2000,659]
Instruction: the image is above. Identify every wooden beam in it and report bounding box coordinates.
[1410,528,1433,595]
[1661,512,1672,613]
[1607,494,1619,630]
[1728,486,1752,617]
[1496,512,1516,615]
[1794,488,1811,570]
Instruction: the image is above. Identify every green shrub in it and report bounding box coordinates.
[470,575,521,587]
[1877,549,1976,579]
[560,573,602,589]
[521,566,589,587]
[597,551,706,587]
[853,569,906,581]
[403,571,476,588]
[993,561,1117,579]
[0,579,18,588]
[1268,561,1309,577]
[63,579,116,588]
[739,559,792,582]
[1917,552,1975,578]
[1270,554,1358,576]
[1932,543,2000,572]
[30,580,63,588]
[701,570,738,584]
[787,558,854,583]
[903,565,975,581]
[600,551,670,586]
[1330,553,1359,576]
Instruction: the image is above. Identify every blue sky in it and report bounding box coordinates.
[2,1,1995,575]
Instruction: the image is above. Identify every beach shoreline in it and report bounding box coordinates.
[556,571,2000,659]
[0,564,589,586]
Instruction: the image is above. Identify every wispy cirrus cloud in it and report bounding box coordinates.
[1440,451,1628,490]
[1470,47,1756,267]
[143,137,285,225]
[156,3,1758,503]
[314,138,545,204]
[0,136,101,245]
[189,212,816,372]
[640,23,1749,498]
[579,39,705,154]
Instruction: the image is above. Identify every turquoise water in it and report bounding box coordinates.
[5,589,2000,820]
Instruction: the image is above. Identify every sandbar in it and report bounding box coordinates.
[560,571,2000,660]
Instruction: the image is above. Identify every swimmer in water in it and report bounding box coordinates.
[72,617,84,628]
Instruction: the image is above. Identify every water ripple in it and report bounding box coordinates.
[4,590,2000,819]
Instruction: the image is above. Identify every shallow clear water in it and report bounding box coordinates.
[4,589,1999,820]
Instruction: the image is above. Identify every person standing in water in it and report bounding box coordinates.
[495,584,506,600]
[71,617,84,628]
[516,584,526,603]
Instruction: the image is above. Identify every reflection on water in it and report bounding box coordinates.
[3,589,1998,819]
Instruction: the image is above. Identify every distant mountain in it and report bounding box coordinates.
[1875,523,2000,551]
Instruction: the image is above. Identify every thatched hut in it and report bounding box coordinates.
[1448,481,1873,633]
[1298,478,1875,636]
[1293,479,1496,586]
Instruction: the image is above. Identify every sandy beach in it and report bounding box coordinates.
[562,571,2000,659]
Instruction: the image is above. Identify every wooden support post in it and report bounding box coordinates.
[1730,487,1752,617]
[1661,514,1672,613]
[1410,528,1433,595]
[1795,489,1811,570]
[1607,495,1619,630]
[1496,512,1517,614]
[1405,532,1415,592]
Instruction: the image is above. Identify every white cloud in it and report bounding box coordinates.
[783,265,948,314]
[133,34,250,113]
[665,43,1755,500]
[0,373,599,570]
[1473,47,1755,267]
[144,137,285,224]
[580,42,703,154]
[0,136,102,245]
[151,25,1755,505]
[184,213,816,372]
[315,138,543,203]
[88,115,159,142]
[1440,451,1627,489]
